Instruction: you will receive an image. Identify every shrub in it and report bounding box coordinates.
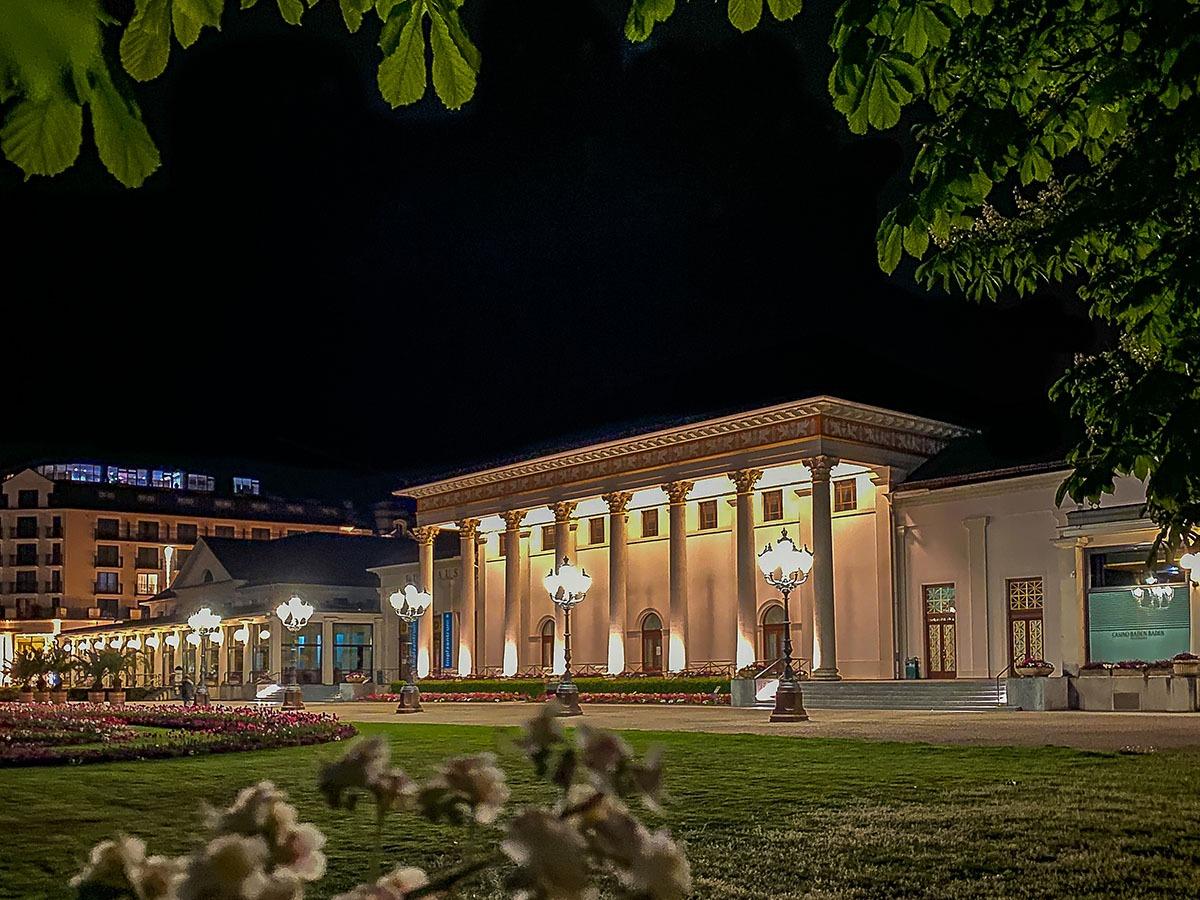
[390,675,728,698]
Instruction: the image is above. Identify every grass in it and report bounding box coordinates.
[3,722,1200,898]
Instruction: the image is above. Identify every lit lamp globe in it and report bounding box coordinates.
[275,595,315,710]
[1180,551,1199,585]
[757,528,814,723]
[388,584,433,714]
[544,557,592,717]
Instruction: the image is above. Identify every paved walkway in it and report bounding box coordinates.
[300,701,1200,752]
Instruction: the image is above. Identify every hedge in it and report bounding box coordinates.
[389,676,727,699]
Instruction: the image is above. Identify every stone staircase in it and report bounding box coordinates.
[238,684,349,707]
[756,679,1007,711]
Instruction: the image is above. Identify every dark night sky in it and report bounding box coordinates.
[0,0,1100,502]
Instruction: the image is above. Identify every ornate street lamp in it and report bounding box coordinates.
[187,607,222,707]
[758,528,814,722]
[389,584,433,714]
[274,594,315,710]
[1130,573,1175,610]
[544,556,592,717]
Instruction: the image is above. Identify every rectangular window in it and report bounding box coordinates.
[698,499,718,530]
[15,571,37,593]
[589,517,605,545]
[136,572,160,596]
[137,520,160,541]
[287,529,305,537]
[214,525,235,538]
[251,527,271,541]
[542,525,556,552]
[282,623,323,684]
[15,544,37,566]
[176,523,198,543]
[174,549,191,571]
[834,479,858,512]
[151,470,183,489]
[15,516,38,538]
[233,477,261,495]
[136,547,160,569]
[332,623,374,681]
[108,467,149,486]
[96,545,121,567]
[96,517,119,539]
[761,489,783,522]
[1086,547,1189,662]
[96,571,120,594]
[187,473,215,492]
[641,508,659,538]
[497,537,507,557]
[17,489,39,509]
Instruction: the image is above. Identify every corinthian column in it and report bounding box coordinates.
[550,501,577,674]
[804,456,840,680]
[456,519,479,676]
[602,491,633,674]
[730,468,763,669]
[663,480,693,672]
[502,510,525,676]
[413,525,440,678]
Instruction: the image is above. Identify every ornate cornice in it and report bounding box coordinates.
[602,491,633,514]
[803,455,838,483]
[402,396,970,514]
[663,480,694,504]
[729,468,763,494]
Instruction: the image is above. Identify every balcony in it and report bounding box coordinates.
[93,554,123,567]
[44,525,63,538]
[8,527,39,540]
[43,581,62,594]
[4,582,41,596]
[92,524,195,543]
[44,552,63,566]
[93,581,123,595]
[7,555,40,567]
[134,558,161,570]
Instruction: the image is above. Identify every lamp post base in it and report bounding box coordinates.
[281,687,305,710]
[554,680,583,717]
[395,683,423,714]
[194,686,210,708]
[770,679,809,722]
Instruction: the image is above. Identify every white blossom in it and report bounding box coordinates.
[501,809,596,900]
[331,866,433,900]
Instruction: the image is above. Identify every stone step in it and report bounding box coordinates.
[753,679,1007,710]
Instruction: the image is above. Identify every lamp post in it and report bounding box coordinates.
[389,584,432,713]
[274,594,315,710]
[758,528,814,722]
[187,607,222,707]
[544,556,592,717]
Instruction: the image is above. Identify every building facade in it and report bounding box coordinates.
[0,463,368,676]
[392,396,1197,681]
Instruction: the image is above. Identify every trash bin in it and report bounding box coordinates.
[905,657,921,679]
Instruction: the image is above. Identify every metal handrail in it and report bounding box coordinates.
[994,663,1012,706]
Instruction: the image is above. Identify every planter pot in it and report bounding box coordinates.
[1146,668,1173,677]
[32,690,50,702]
[107,690,126,708]
[49,690,69,705]
[1113,669,1146,677]
[87,690,107,704]
[1079,669,1110,676]
[1173,660,1200,676]
[1014,665,1054,678]
[18,690,34,704]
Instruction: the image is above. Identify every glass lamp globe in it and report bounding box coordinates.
[233,626,249,644]
[145,636,159,649]
[258,628,271,641]
[210,631,224,646]
[276,595,315,630]
[109,638,122,649]
[127,637,141,650]
[186,633,201,646]
[390,584,431,617]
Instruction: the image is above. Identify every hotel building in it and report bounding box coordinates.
[0,463,368,670]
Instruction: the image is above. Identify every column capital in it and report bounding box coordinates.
[413,525,440,545]
[456,518,480,541]
[729,468,764,495]
[502,509,526,531]
[551,500,578,524]
[602,491,633,514]
[663,480,694,505]
[803,456,839,483]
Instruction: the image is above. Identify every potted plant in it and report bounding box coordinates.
[42,644,74,704]
[1113,660,1147,676]
[1173,652,1200,676]
[1014,657,1054,677]
[2,649,41,702]
[1079,661,1111,676]
[1147,659,1174,676]
[106,649,137,707]
[75,648,135,705]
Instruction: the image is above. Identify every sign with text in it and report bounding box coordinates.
[1087,588,1190,662]
[442,611,454,670]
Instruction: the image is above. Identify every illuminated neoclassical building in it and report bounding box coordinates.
[381,395,1198,683]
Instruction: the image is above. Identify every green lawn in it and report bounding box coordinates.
[4,723,1200,898]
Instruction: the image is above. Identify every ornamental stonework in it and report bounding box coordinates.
[821,416,945,458]
[663,481,694,504]
[413,525,440,545]
[729,469,763,494]
[502,509,526,530]
[602,491,633,514]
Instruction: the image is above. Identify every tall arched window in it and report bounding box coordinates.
[540,619,555,669]
[641,612,663,673]
[761,605,786,663]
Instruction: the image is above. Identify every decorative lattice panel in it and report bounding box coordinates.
[1008,577,1044,610]
[925,585,956,613]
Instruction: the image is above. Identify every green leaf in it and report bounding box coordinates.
[427,4,474,109]
[339,0,373,32]
[378,4,427,107]
[765,0,801,22]
[0,96,83,178]
[727,0,762,32]
[437,2,480,72]
[625,0,675,41]
[877,215,903,273]
[175,0,224,28]
[902,223,929,258]
[173,4,203,48]
[120,0,172,82]
[276,0,305,24]
[88,73,160,188]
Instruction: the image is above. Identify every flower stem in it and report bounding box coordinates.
[408,852,504,898]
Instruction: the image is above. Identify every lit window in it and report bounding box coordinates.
[542,525,556,552]
[589,517,605,544]
[108,467,148,486]
[834,479,858,512]
[762,489,783,522]
[136,572,160,596]
[641,508,659,538]
[251,527,271,540]
[151,470,183,489]
[698,499,718,530]
[233,477,261,495]
[187,473,215,492]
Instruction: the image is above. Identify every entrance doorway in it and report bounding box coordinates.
[761,604,786,663]
[539,619,555,670]
[923,584,957,679]
[641,612,663,673]
[1006,577,1045,665]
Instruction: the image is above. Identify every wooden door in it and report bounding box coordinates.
[1007,577,1045,665]
[761,604,786,663]
[641,613,663,673]
[923,584,957,679]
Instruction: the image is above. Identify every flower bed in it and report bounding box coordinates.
[366,690,729,705]
[0,704,355,767]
